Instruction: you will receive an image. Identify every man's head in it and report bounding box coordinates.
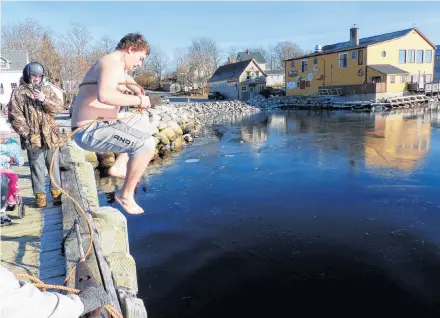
[116,33,150,71]
[23,62,45,85]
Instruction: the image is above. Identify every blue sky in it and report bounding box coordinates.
[2,1,440,64]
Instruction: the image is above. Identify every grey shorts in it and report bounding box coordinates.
[73,113,156,158]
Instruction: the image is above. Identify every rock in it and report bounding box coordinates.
[162,127,176,141]
[84,151,99,168]
[167,121,183,135]
[158,131,170,145]
[97,152,116,169]
[158,122,168,131]
[183,134,193,143]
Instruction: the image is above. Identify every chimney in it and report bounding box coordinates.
[245,49,250,55]
[350,24,360,46]
[314,45,322,53]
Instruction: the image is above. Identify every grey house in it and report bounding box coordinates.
[236,50,267,71]
[209,59,266,100]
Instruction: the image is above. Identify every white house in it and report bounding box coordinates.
[0,50,29,105]
[265,70,285,88]
[209,59,267,100]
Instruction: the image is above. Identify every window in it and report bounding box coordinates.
[0,60,6,69]
[11,83,17,90]
[352,51,357,60]
[313,57,318,65]
[425,50,432,63]
[0,83,3,95]
[301,60,308,72]
[401,75,406,83]
[426,74,432,83]
[306,81,311,88]
[408,49,415,63]
[417,50,423,63]
[390,75,395,83]
[246,71,250,80]
[291,61,295,68]
[358,50,363,65]
[338,53,348,68]
[382,51,386,57]
[399,50,406,63]
[256,71,260,77]
[241,86,247,91]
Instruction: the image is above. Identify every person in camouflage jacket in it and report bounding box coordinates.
[7,62,66,208]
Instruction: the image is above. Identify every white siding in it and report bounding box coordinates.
[266,74,285,87]
[0,71,22,105]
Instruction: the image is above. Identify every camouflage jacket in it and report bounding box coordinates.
[7,77,65,150]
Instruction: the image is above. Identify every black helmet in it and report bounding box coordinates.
[23,62,46,84]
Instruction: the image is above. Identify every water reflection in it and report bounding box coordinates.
[364,114,431,172]
[237,109,434,173]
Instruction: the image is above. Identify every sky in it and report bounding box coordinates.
[2,1,440,68]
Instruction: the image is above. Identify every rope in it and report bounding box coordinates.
[14,273,123,318]
[13,81,147,318]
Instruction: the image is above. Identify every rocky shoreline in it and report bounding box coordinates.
[86,101,259,169]
[84,94,440,169]
[246,94,440,112]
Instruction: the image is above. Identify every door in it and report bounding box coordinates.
[249,86,255,98]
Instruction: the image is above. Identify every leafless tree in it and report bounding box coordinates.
[1,19,44,61]
[225,46,238,64]
[65,23,92,58]
[273,41,304,71]
[186,37,221,94]
[149,47,169,89]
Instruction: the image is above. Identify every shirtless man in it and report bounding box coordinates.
[71,33,154,214]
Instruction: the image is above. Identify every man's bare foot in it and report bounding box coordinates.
[108,166,126,179]
[114,191,144,215]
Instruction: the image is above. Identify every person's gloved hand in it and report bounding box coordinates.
[77,281,111,315]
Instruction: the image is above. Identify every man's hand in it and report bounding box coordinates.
[33,90,46,103]
[139,95,151,109]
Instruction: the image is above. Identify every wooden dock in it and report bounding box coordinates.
[0,150,66,284]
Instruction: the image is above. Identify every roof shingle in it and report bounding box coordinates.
[368,64,408,75]
[237,51,266,64]
[1,50,29,71]
[209,60,253,82]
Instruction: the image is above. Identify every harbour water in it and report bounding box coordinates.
[97,109,440,317]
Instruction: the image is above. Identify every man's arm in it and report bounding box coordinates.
[97,57,145,107]
[0,266,84,318]
[41,86,65,115]
[124,73,143,95]
[7,91,31,138]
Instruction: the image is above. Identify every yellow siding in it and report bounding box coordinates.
[285,48,367,96]
[367,29,435,80]
[386,74,408,92]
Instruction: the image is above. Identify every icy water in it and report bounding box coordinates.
[97,109,440,318]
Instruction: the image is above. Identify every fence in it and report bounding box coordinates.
[318,83,387,96]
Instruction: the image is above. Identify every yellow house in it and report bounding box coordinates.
[285,26,436,98]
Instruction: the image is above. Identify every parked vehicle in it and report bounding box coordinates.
[208,92,225,100]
